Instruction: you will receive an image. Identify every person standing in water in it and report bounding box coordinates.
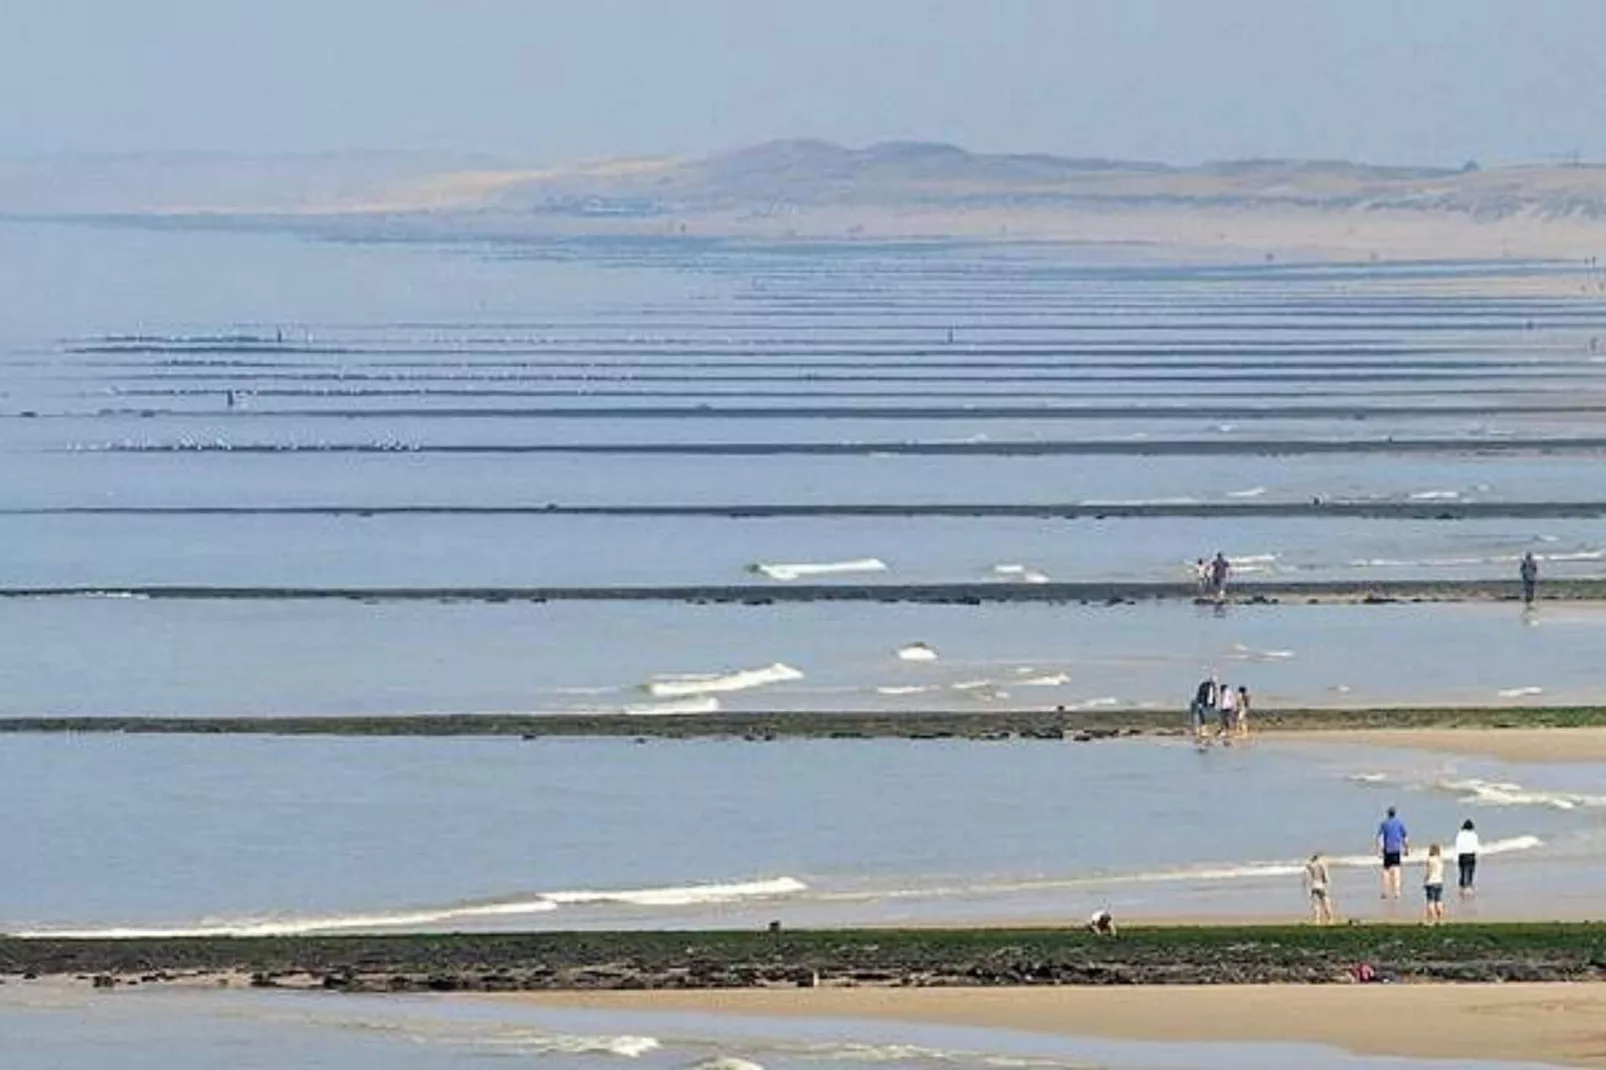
[1520,552,1539,605]
[1304,853,1335,925]
[1191,675,1218,741]
[1455,819,1480,898]
[1217,682,1238,738]
[1208,552,1231,601]
[1423,844,1447,924]
[1377,806,1409,899]
[1234,685,1252,738]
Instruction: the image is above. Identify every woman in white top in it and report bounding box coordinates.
[1455,819,1480,898]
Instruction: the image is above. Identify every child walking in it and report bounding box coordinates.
[1423,843,1447,924]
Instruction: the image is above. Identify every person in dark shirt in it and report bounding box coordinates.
[1520,552,1539,605]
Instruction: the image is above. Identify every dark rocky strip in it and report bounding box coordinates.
[0,578,1596,604]
[74,358,1606,373]
[7,926,1606,989]
[75,401,1606,420]
[83,435,1606,456]
[4,501,1603,519]
[91,368,1606,383]
[4,705,1604,740]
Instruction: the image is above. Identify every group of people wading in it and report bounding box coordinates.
[1189,674,1250,742]
[1303,808,1483,926]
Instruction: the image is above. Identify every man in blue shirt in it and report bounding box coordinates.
[1376,806,1409,899]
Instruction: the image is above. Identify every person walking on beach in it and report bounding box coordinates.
[1305,852,1336,925]
[1191,675,1218,741]
[1423,844,1447,924]
[1234,685,1252,738]
[1377,806,1409,899]
[1193,558,1210,597]
[1455,818,1480,898]
[1208,552,1231,602]
[1217,681,1237,738]
[1520,552,1539,605]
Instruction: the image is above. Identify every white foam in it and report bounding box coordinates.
[751,558,887,581]
[623,696,721,716]
[1409,489,1461,501]
[1226,642,1295,661]
[1496,686,1544,698]
[1226,486,1267,498]
[11,898,563,939]
[993,563,1051,584]
[508,1034,662,1058]
[896,642,938,662]
[1438,777,1606,810]
[690,1059,766,1070]
[1068,696,1119,710]
[875,685,939,696]
[646,663,803,697]
[1016,673,1072,687]
[950,680,993,691]
[13,877,810,939]
[542,876,807,908]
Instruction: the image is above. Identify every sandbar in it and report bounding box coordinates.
[512,983,1606,1067]
[1276,727,1606,763]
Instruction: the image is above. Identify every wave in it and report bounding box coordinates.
[11,876,808,939]
[541,877,806,908]
[1225,642,1295,661]
[645,663,803,697]
[1016,673,1072,687]
[1437,778,1606,811]
[896,642,939,662]
[477,1033,662,1058]
[1496,686,1544,698]
[622,696,721,716]
[1409,489,1461,501]
[993,564,1051,583]
[875,684,940,695]
[1225,486,1267,498]
[750,558,887,581]
[1347,550,1603,570]
[817,839,1544,903]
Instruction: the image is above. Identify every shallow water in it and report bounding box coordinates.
[1,734,1598,936]
[0,985,1558,1070]
[0,598,1600,717]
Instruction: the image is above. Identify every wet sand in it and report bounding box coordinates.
[1279,726,1606,763]
[511,984,1606,1067]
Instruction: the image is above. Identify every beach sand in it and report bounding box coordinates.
[1273,727,1606,763]
[512,984,1606,1067]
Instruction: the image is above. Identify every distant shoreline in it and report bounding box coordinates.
[6,706,1606,740]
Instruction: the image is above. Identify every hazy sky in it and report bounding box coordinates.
[7,0,1605,166]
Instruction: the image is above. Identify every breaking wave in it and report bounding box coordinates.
[645,663,803,697]
[750,558,887,581]
[11,877,808,939]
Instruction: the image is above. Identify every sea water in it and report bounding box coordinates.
[0,734,1598,936]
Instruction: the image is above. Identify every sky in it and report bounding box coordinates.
[6,0,1605,167]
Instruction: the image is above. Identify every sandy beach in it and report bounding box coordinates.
[513,984,1606,1067]
[1274,727,1606,763]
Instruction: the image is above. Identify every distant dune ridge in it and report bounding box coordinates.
[8,140,1606,261]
